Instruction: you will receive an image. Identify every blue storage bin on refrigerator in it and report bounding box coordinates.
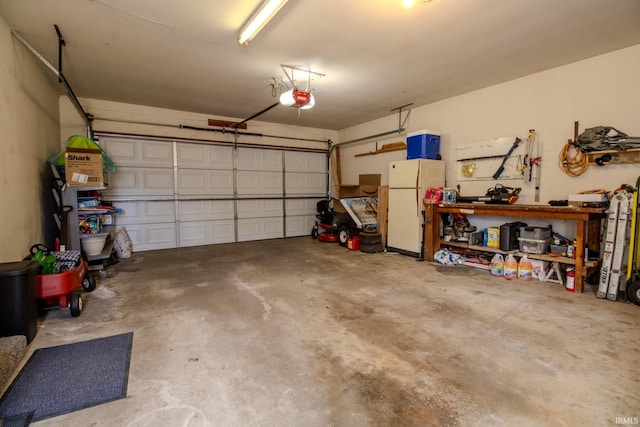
[407,129,440,159]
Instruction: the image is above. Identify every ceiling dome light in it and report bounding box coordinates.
[279,89,315,109]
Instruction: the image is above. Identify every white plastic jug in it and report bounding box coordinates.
[490,253,504,277]
[504,254,518,280]
[518,255,533,281]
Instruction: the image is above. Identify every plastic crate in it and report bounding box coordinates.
[518,237,551,254]
[407,130,440,160]
[519,226,552,240]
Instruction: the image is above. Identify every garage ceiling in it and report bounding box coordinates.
[2,0,640,131]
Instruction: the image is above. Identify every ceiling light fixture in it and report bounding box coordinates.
[238,0,289,45]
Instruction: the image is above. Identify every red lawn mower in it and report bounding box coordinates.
[310,200,359,246]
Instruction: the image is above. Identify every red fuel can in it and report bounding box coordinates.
[348,236,360,250]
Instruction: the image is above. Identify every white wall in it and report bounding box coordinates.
[0,16,61,262]
[60,98,338,152]
[338,44,640,204]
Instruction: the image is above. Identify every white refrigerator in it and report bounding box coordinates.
[388,159,445,257]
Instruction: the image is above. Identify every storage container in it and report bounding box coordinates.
[518,237,551,254]
[406,129,440,160]
[81,235,107,256]
[530,259,550,280]
[0,261,40,343]
[519,226,552,240]
[485,227,500,248]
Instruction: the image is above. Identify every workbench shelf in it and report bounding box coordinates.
[424,202,606,293]
[439,239,599,268]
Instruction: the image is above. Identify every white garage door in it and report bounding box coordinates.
[99,135,327,252]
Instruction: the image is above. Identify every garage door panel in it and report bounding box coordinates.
[236,171,282,195]
[177,169,234,196]
[179,220,235,246]
[113,201,176,225]
[237,199,282,218]
[179,200,234,221]
[285,198,323,216]
[237,148,282,171]
[286,216,316,237]
[237,218,283,241]
[125,223,177,252]
[105,167,174,197]
[101,138,173,167]
[176,144,233,170]
[285,151,326,172]
[285,172,326,195]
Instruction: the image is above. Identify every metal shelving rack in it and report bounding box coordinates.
[51,165,115,269]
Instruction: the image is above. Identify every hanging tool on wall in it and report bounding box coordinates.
[527,130,535,182]
[492,137,522,179]
[457,184,522,204]
[527,129,543,202]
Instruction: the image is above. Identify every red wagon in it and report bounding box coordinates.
[31,245,96,317]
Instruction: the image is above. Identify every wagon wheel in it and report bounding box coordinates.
[69,293,83,317]
[82,273,96,292]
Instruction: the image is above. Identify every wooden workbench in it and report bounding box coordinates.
[424,202,606,293]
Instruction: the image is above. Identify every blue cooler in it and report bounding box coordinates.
[407,129,440,159]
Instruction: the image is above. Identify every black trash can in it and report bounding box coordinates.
[0,261,40,343]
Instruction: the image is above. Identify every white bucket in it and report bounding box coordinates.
[81,236,106,256]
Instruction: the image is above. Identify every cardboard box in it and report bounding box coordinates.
[338,186,361,198]
[65,148,104,187]
[358,174,381,197]
[484,227,500,248]
[530,259,550,280]
[336,174,381,211]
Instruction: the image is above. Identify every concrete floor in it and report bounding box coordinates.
[8,237,640,426]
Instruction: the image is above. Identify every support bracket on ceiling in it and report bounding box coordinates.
[331,103,413,152]
[391,103,413,130]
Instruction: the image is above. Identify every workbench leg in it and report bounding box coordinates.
[424,202,436,262]
[575,220,585,293]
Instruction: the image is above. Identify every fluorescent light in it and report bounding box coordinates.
[238,0,289,45]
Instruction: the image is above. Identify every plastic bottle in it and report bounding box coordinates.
[490,253,504,277]
[517,255,533,281]
[504,254,518,280]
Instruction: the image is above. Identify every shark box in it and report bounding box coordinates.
[65,148,104,187]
